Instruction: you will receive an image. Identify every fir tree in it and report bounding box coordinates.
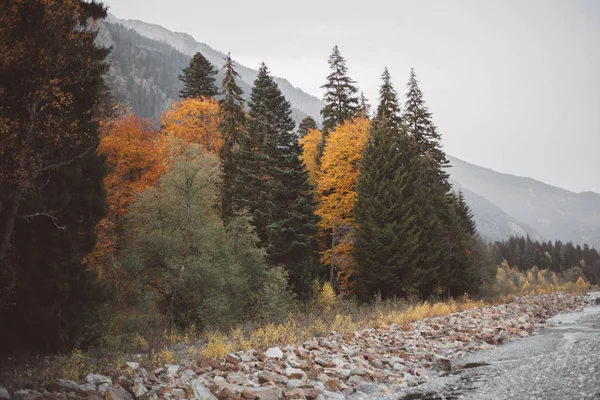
[233,64,319,296]
[297,116,318,138]
[218,53,245,218]
[320,46,359,136]
[178,51,219,99]
[375,68,402,130]
[358,92,372,119]
[402,68,449,178]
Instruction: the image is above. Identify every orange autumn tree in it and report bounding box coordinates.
[160,98,222,154]
[315,117,370,295]
[299,128,323,186]
[87,113,163,301]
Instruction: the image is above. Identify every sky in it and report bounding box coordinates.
[104,0,600,194]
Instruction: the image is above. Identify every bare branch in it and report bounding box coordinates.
[18,211,66,230]
[38,146,94,173]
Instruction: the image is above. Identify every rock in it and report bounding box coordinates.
[85,373,112,386]
[12,390,30,400]
[171,389,185,400]
[226,372,244,385]
[284,388,306,399]
[56,379,82,393]
[322,390,345,400]
[285,367,306,380]
[286,379,304,390]
[350,368,366,376]
[131,380,147,398]
[433,354,452,371]
[165,364,180,376]
[302,388,320,400]
[106,387,133,400]
[0,389,8,400]
[191,378,218,400]
[357,384,379,395]
[264,347,284,359]
[78,383,97,392]
[240,387,281,400]
[217,388,237,400]
[125,362,140,370]
[519,330,529,337]
[257,371,277,384]
[225,353,240,366]
[180,369,198,384]
[98,383,110,394]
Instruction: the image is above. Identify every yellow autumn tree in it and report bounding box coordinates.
[299,128,323,185]
[315,117,370,295]
[160,98,222,154]
[87,112,163,302]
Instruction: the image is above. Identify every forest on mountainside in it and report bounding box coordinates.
[0,1,596,356]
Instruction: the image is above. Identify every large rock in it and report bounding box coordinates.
[191,378,218,400]
[106,386,133,400]
[264,347,283,359]
[0,388,9,400]
[86,373,112,386]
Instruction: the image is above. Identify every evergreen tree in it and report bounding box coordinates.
[178,51,219,99]
[375,68,402,130]
[402,68,449,178]
[232,64,319,296]
[0,0,110,352]
[218,53,246,218]
[320,46,359,136]
[358,92,372,119]
[297,116,318,139]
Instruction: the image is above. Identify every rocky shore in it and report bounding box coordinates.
[0,293,590,400]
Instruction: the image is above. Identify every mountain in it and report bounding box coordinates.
[103,14,323,124]
[448,156,600,248]
[450,179,542,243]
[96,15,600,249]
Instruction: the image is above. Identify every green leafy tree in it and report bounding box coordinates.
[233,64,319,297]
[218,53,246,218]
[297,116,318,138]
[178,51,219,99]
[320,46,359,136]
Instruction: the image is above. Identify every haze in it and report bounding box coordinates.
[103,0,600,194]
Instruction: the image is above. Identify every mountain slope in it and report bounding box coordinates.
[105,14,324,123]
[448,156,600,248]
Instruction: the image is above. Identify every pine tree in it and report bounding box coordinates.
[375,68,402,130]
[218,53,246,218]
[320,46,359,136]
[232,64,319,297]
[297,116,318,139]
[358,92,372,119]
[402,68,449,178]
[178,51,219,99]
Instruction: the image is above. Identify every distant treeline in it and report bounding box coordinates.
[491,235,600,284]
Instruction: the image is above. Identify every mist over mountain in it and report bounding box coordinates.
[98,15,600,249]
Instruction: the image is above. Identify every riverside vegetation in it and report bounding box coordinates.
[1,1,599,395]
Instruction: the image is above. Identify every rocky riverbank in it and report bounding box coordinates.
[0,293,590,400]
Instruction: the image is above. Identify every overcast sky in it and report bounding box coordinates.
[104,0,600,194]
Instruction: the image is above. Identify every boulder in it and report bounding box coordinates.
[106,387,133,400]
[191,378,218,400]
[264,347,283,359]
[0,388,9,400]
[85,373,112,386]
[284,388,306,399]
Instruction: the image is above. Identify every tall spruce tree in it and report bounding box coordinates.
[358,92,372,119]
[375,68,403,130]
[178,51,219,99]
[297,116,318,138]
[355,70,444,300]
[402,68,449,180]
[0,0,110,352]
[320,46,359,136]
[232,64,319,297]
[218,53,246,218]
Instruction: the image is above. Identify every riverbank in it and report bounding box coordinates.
[0,292,591,400]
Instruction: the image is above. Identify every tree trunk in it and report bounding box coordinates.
[0,187,22,264]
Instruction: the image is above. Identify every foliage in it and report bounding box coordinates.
[232,63,320,297]
[161,98,222,154]
[0,0,111,353]
[315,117,370,294]
[320,46,360,136]
[299,128,324,186]
[218,53,246,218]
[297,116,319,139]
[178,51,218,99]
